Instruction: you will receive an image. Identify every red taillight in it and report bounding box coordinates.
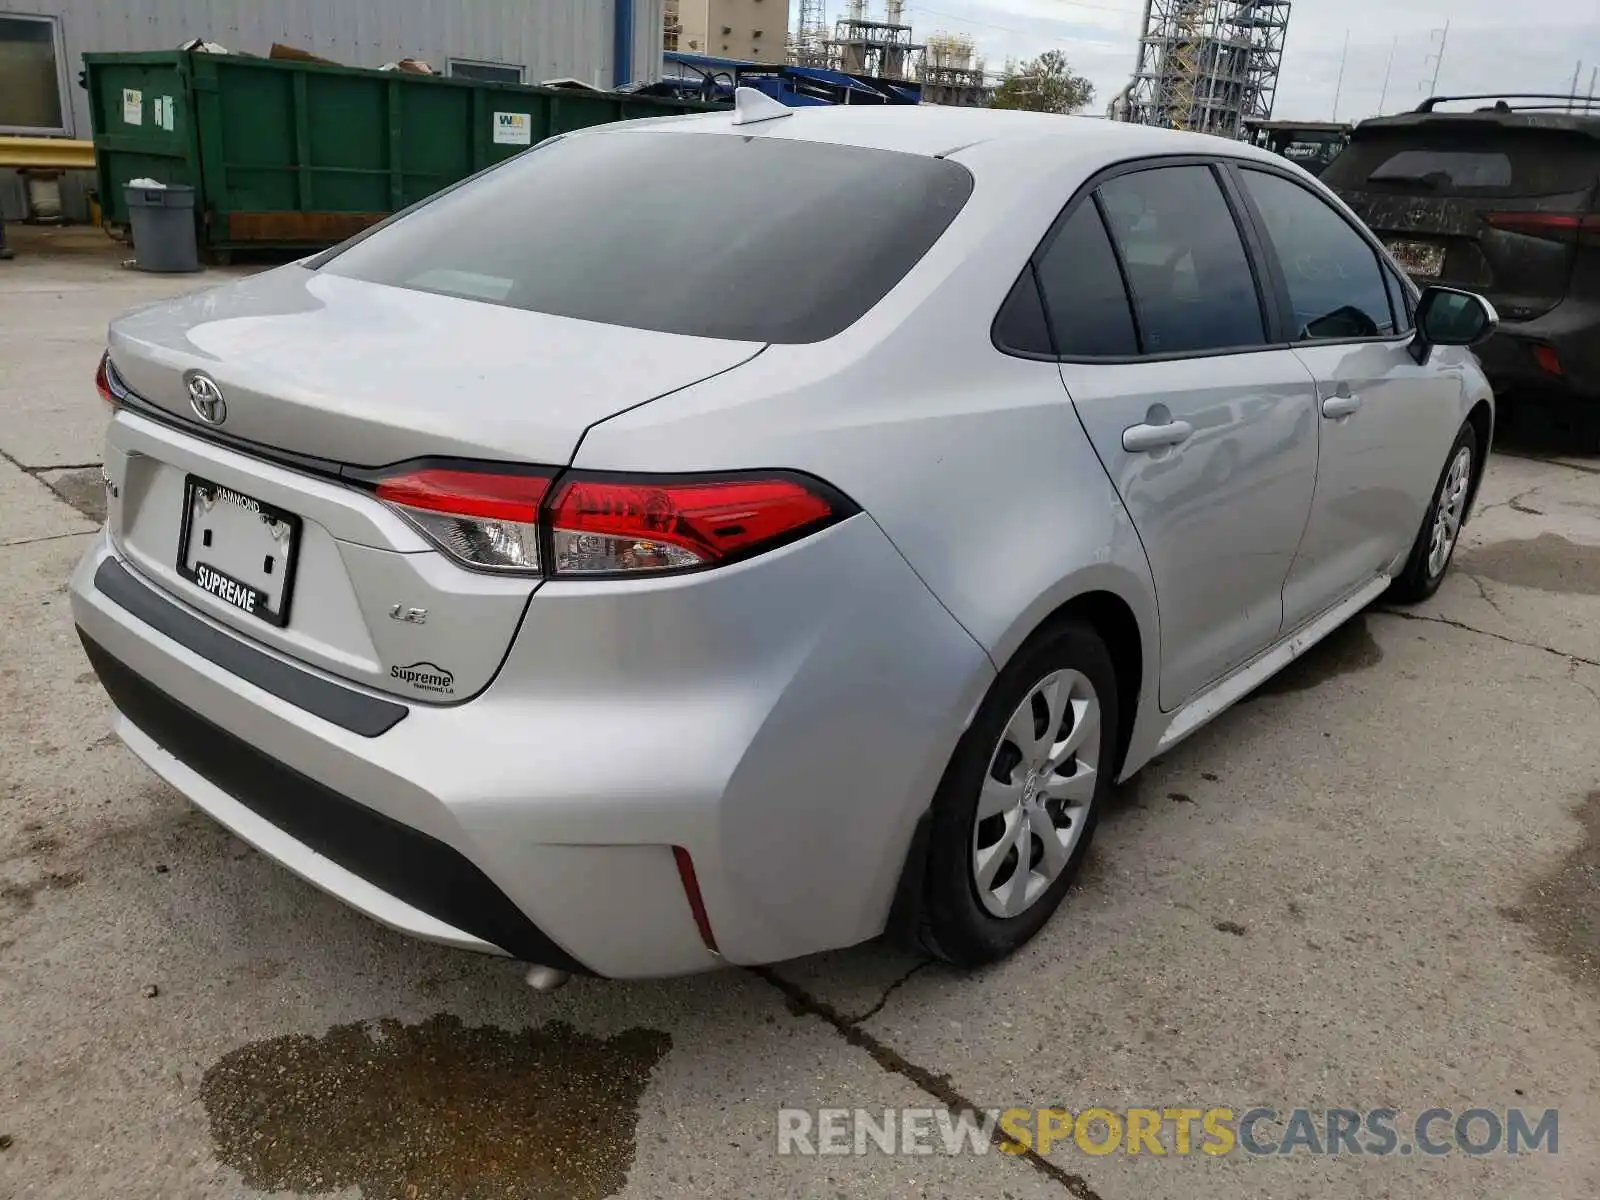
[1484,211,1600,242]
[376,468,550,523]
[672,846,719,953]
[1533,344,1564,376]
[369,464,850,577]
[376,467,551,573]
[95,352,118,408]
[545,474,839,576]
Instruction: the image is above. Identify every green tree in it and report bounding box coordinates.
[989,50,1095,115]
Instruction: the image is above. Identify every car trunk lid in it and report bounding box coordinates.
[102,267,763,705]
[1323,120,1600,322]
[107,265,764,467]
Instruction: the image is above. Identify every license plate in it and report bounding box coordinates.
[177,476,301,627]
[1385,238,1446,279]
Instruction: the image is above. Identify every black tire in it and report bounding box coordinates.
[1386,422,1478,605]
[917,618,1119,968]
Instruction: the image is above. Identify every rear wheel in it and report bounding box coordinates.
[918,619,1118,968]
[1387,423,1476,604]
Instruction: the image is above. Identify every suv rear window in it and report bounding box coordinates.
[318,130,974,344]
[1322,126,1600,197]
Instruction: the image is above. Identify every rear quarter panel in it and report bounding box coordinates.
[572,146,1162,768]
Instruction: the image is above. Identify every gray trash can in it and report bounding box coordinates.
[124,184,200,273]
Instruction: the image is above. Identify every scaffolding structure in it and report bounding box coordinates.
[793,0,829,67]
[1118,0,1292,137]
[918,32,993,107]
[829,0,922,81]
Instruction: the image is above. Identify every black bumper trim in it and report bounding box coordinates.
[93,557,406,738]
[77,632,591,974]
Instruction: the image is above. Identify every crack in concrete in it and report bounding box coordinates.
[1565,660,1600,711]
[1370,606,1600,670]
[0,444,103,476]
[752,966,1106,1199]
[844,960,935,1027]
[1462,572,1512,623]
[0,529,95,549]
[1474,484,1548,518]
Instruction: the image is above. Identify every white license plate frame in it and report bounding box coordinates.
[176,475,302,627]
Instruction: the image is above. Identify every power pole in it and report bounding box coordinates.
[1331,29,1350,121]
[1425,20,1450,98]
[1569,61,1583,110]
[1377,34,1398,115]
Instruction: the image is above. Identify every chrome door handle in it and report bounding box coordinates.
[1122,419,1194,453]
[1321,393,1363,418]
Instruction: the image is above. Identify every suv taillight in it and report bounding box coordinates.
[371,464,851,578]
[1484,211,1600,244]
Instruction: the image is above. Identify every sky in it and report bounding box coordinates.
[810,0,1600,121]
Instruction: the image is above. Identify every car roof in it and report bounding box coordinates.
[610,102,1291,172]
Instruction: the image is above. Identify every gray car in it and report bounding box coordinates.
[70,92,1497,984]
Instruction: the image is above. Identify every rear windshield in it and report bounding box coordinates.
[1322,126,1600,197]
[318,129,975,343]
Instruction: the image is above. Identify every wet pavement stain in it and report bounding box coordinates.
[201,1014,672,1200]
[1504,790,1600,991]
[1246,615,1382,700]
[1456,534,1600,597]
[37,466,106,524]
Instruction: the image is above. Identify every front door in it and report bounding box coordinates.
[1231,166,1459,630]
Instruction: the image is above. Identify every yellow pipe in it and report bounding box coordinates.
[0,137,96,170]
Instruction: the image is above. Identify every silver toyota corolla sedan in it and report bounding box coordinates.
[71,92,1496,984]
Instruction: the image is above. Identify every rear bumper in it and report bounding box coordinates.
[1475,297,1600,401]
[70,516,992,978]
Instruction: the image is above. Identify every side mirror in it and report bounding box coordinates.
[1409,286,1499,364]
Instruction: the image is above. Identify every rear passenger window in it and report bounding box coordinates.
[1033,201,1138,357]
[993,265,1054,356]
[1240,169,1397,341]
[1096,166,1265,355]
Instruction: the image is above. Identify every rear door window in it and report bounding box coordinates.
[1033,200,1138,357]
[1240,169,1397,340]
[319,131,974,344]
[1096,165,1266,355]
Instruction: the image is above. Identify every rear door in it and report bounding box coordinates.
[1042,162,1320,709]
[1232,164,1460,629]
[1323,120,1600,323]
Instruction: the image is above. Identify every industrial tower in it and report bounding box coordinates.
[794,0,829,66]
[1115,0,1292,138]
[919,32,993,107]
[830,0,921,81]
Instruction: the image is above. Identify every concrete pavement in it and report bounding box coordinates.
[2,229,1597,1199]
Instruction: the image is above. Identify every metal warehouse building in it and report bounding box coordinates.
[1,0,665,218]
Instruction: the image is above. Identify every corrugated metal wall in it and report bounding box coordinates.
[1,0,664,219]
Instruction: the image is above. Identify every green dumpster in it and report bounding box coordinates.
[83,51,717,255]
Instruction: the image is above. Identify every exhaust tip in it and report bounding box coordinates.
[524,964,572,992]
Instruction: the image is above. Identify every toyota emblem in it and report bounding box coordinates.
[187,374,227,425]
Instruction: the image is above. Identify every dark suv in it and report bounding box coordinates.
[1322,94,1600,434]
